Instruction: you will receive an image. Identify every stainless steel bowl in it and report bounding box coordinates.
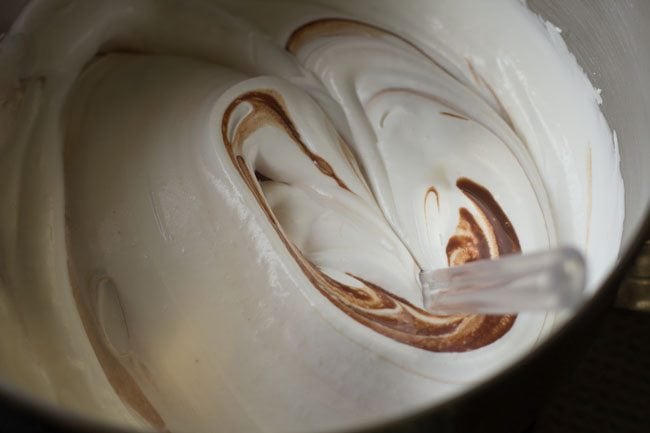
[0,1,648,432]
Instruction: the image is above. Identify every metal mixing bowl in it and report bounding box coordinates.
[0,1,648,432]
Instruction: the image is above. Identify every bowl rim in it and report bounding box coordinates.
[1,0,649,430]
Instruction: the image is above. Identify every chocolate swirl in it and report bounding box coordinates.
[0,1,624,432]
[447,178,522,265]
[222,90,515,352]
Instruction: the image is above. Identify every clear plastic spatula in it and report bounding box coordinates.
[420,247,586,315]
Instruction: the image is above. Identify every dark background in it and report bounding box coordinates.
[529,308,650,433]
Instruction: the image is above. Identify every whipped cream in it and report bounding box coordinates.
[0,1,624,432]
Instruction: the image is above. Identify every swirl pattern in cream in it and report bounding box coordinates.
[0,1,624,432]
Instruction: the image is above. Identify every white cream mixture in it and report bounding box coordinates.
[0,1,624,432]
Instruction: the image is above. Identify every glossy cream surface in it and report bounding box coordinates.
[0,0,624,432]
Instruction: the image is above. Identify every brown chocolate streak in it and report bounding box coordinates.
[222,89,515,352]
[425,186,440,209]
[229,90,351,192]
[457,177,521,256]
[255,170,272,183]
[440,111,469,121]
[446,208,491,266]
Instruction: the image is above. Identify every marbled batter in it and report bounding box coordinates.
[0,1,624,432]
